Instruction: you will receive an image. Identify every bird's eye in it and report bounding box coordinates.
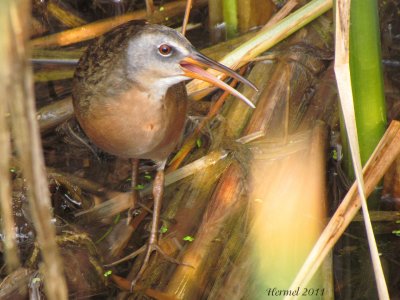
[158,44,172,56]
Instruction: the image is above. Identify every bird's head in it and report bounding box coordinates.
[126,24,256,107]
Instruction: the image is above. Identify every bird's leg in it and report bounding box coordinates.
[130,160,172,289]
[127,158,139,225]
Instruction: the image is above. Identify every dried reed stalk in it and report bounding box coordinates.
[30,0,208,48]
[237,0,274,33]
[34,67,75,82]
[145,0,155,17]
[37,96,74,132]
[181,0,193,35]
[6,1,68,299]
[164,163,246,299]
[47,0,86,28]
[0,2,20,272]
[208,0,223,43]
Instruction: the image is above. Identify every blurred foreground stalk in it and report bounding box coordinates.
[0,0,21,274]
[1,1,68,299]
[249,123,329,299]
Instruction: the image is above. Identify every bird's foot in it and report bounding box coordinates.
[130,240,181,291]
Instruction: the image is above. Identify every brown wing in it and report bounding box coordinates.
[72,20,148,115]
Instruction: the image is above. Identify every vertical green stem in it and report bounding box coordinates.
[342,0,387,183]
[222,0,238,38]
[350,0,387,162]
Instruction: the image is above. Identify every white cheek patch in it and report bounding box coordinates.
[160,75,187,86]
[147,75,187,102]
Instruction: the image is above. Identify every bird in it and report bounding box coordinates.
[72,20,256,287]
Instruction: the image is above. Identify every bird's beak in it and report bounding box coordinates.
[180,52,257,108]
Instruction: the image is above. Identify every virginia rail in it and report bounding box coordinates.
[72,21,256,286]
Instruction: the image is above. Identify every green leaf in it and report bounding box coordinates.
[392,230,400,236]
[134,184,145,190]
[183,235,194,242]
[160,225,168,234]
[196,138,202,148]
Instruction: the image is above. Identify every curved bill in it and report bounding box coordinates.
[180,52,257,108]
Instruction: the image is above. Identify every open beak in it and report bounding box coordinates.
[180,52,257,108]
